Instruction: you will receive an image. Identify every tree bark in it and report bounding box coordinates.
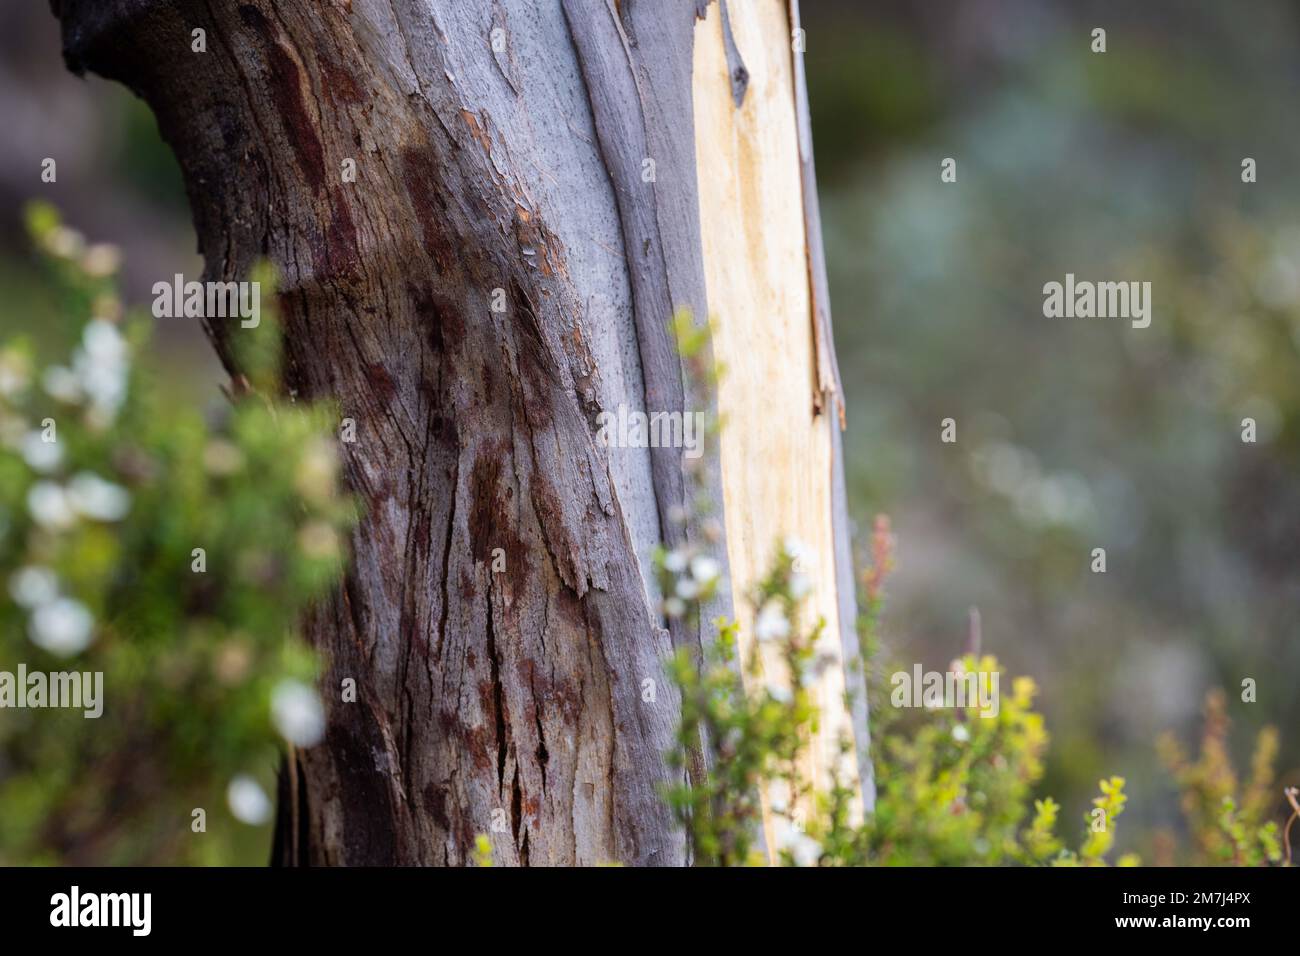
[51,0,868,866]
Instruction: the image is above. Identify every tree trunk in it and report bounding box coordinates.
[51,0,869,866]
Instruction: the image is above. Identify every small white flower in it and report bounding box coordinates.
[68,472,131,521]
[9,566,58,608]
[952,723,971,743]
[73,320,130,425]
[29,597,94,656]
[755,600,790,642]
[82,318,128,365]
[271,679,326,746]
[20,431,62,473]
[689,554,721,584]
[783,535,810,564]
[789,832,823,867]
[662,549,687,573]
[675,576,700,600]
[227,775,273,825]
[772,814,796,845]
[663,596,686,618]
[789,572,813,600]
[27,481,76,530]
[769,779,792,815]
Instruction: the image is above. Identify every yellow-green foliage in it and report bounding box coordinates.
[665,520,1138,866]
[0,205,354,864]
[854,653,1133,867]
[866,657,1049,864]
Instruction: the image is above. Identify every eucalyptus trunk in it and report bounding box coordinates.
[52,0,869,866]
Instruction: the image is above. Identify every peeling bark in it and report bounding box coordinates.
[50,0,866,865]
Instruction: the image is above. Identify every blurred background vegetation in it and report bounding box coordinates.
[0,0,1295,863]
[804,0,1300,861]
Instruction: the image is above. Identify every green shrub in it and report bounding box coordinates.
[0,205,354,864]
[663,518,1141,866]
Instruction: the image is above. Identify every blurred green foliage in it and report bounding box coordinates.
[1157,689,1283,866]
[0,205,354,864]
[813,0,1300,846]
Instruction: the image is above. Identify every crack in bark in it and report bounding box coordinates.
[718,0,749,107]
[51,0,735,866]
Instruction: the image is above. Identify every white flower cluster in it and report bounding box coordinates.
[8,565,94,656]
[27,472,132,530]
[660,547,722,618]
[754,536,816,646]
[43,319,131,430]
[754,601,790,643]
[0,319,135,657]
[781,535,815,601]
[755,536,831,703]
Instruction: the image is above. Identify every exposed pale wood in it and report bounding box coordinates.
[691,0,866,854]
[787,0,875,810]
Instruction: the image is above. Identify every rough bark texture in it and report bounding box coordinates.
[51,0,866,865]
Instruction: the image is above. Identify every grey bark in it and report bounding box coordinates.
[51,0,862,865]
